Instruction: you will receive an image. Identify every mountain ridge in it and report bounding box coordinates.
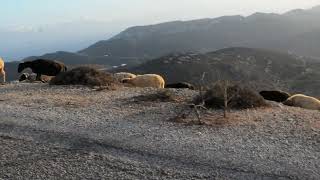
[19,5,320,67]
[79,5,320,60]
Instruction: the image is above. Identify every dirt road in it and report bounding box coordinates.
[0,84,319,179]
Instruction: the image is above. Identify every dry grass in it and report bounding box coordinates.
[50,67,119,88]
[170,108,265,126]
[132,89,181,103]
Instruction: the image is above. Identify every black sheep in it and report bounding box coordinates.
[18,59,67,81]
[259,90,291,103]
[165,82,195,90]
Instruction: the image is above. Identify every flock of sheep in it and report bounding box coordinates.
[0,57,319,111]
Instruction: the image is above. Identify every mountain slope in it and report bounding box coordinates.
[80,6,320,60]
[121,47,320,96]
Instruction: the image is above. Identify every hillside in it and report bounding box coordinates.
[80,6,320,61]
[120,47,320,97]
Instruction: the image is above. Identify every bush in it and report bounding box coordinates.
[194,82,268,109]
[50,67,119,88]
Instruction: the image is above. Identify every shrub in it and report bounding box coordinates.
[50,67,119,88]
[194,82,268,109]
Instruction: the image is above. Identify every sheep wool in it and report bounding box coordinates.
[283,94,320,110]
[0,57,5,83]
[122,74,165,88]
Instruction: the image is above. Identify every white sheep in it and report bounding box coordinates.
[122,74,165,88]
[283,94,320,110]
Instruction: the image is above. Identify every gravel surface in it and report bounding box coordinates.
[0,83,319,179]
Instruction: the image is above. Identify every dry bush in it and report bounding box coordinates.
[170,80,268,126]
[50,67,119,88]
[133,89,180,103]
[194,81,268,110]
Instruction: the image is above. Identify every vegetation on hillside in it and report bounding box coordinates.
[122,47,320,96]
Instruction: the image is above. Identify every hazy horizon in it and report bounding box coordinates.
[2,0,320,60]
[2,0,320,28]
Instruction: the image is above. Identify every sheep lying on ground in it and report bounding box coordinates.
[122,74,165,88]
[165,82,195,90]
[283,94,320,110]
[18,59,67,81]
[19,73,53,83]
[259,90,291,102]
[113,72,136,82]
[0,57,6,83]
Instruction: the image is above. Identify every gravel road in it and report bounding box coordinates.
[0,83,319,179]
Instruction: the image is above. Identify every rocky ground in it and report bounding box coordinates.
[0,83,319,179]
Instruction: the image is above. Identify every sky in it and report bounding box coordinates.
[1,0,320,60]
[2,0,320,28]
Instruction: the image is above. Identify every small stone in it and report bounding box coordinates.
[287,118,294,122]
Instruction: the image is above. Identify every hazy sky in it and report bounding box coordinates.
[2,0,320,28]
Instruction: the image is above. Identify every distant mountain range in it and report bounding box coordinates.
[11,5,320,67]
[79,5,320,60]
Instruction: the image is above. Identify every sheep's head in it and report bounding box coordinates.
[18,62,30,73]
[283,98,293,106]
[19,73,29,82]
